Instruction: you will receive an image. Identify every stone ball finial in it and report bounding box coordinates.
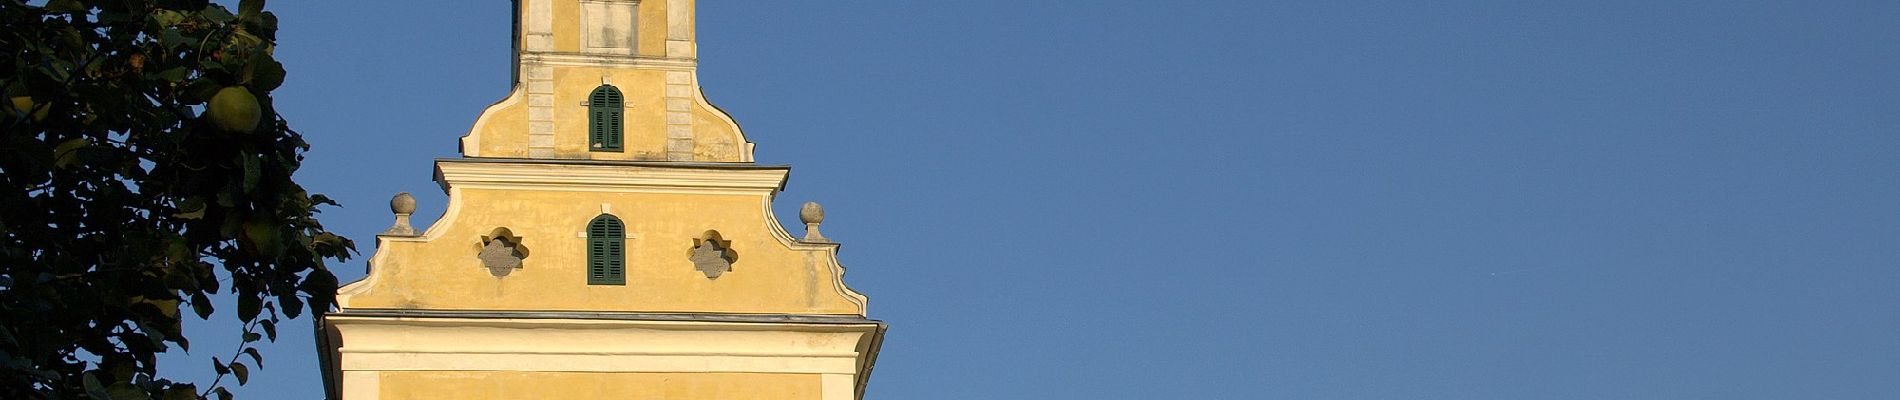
[382,192,419,236]
[799,202,828,242]
[390,192,416,215]
[799,202,824,225]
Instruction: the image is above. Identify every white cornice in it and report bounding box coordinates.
[326,314,881,332]
[434,159,787,195]
[325,314,882,375]
[522,52,697,70]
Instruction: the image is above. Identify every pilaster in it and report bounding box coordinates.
[664,71,695,160]
[523,0,558,157]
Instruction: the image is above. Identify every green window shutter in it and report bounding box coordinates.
[590,109,607,147]
[607,108,623,149]
[588,85,624,151]
[586,215,625,285]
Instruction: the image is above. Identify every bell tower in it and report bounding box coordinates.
[317,1,885,399]
[466,0,751,162]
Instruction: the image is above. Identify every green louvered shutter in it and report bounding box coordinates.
[587,215,625,285]
[588,85,624,151]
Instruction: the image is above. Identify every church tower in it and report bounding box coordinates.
[316,1,885,399]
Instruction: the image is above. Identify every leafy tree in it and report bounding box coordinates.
[0,0,354,398]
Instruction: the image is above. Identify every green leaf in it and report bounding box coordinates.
[142,322,170,347]
[242,155,260,193]
[157,67,189,82]
[250,57,286,92]
[190,291,214,319]
[159,29,187,49]
[106,382,152,400]
[210,358,228,375]
[83,57,109,81]
[299,270,338,314]
[163,386,198,400]
[242,332,261,343]
[281,294,304,319]
[173,198,207,219]
[152,11,187,28]
[242,348,264,368]
[237,295,260,323]
[82,372,110,399]
[302,269,339,291]
[52,137,89,168]
[40,59,75,82]
[106,357,137,381]
[229,362,248,385]
[46,0,85,13]
[183,79,222,104]
[201,5,237,23]
[131,296,181,319]
[163,265,198,290]
[312,232,345,249]
[97,10,133,24]
[239,0,266,20]
[259,319,277,341]
[242,217,278,256]
[254,12,281,41]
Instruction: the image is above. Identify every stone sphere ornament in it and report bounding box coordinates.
[382,192,419,236]
[799,202,828,242]
[799,202,824,224]
[390,192,417,214]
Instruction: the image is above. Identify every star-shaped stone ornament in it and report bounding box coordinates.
[690,239,732,279]
[479,232,526,277]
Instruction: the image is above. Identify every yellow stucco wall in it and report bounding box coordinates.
[334,2,880,398]
[550,0,578,52]
[470,0,744,161]
[553,68,668,160]
[546,0,672,56]
[377,371,820,400]
[371,0,857,319]
[341,179,866,315]
[638,0,670,57]
[469,68,748,161]
[467,90,528,157]
[693,101,744,160]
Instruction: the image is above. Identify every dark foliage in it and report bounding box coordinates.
[0,0,353,398]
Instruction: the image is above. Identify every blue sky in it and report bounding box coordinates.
[162,1,1900,398]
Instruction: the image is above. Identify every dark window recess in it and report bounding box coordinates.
[587,214,625,285]
[588,85,624,151]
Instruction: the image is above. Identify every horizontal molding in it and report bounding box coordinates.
[522,52,697,70]
[325,315,883,333]
[341,348,859,358]
[435,159,788,195]
[327,315,879,375]
[331,308,878,325]
[341,353,860,374]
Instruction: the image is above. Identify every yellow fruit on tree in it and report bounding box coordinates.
[206,87,261,133]
[11,96,49,121]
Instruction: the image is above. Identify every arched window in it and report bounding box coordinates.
[586,214,625,285]
[588,85,624,151]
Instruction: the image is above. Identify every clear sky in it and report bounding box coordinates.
[159,1,1900,399]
